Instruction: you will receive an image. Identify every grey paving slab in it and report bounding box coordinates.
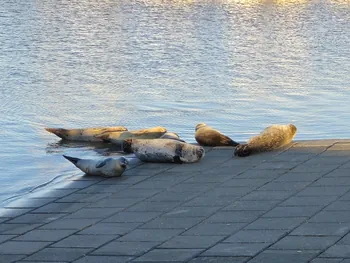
[103,211,161,223]
[202,243,269,257]
[97,176,151,185]
[140,216,204,229]
[51,234,115,248]
[40,218,99,230]
[14,229,76,241]
[262,206,322,218]
[244,217,307,230]
[0,208,31,218]
[182,195,239,207]
[313,177,350,186]
[32,202,87,213]
[127,201,182,212]
[0,234,16,243]
[167,183,219,193]
[236,169,288,179]
[270,236,341,250]
[252,161,301,170]
[3,198,57,208]
[54,180,98,189]
[223,200,280,211]
[133,248,203,262]
[304,156,350,165]
[159,235,224,249]
[321,244,350,258]
[280,195,338,206]
[164,206,221,217]
[223,229,287,243]
[28,188,77,198]
[89,197,145,208]
[205,187,254,197]
[189,257,250,263]
[77,184,128,194]
[290,164,338,174]
[118,229,183,242]
[147,191,200,202]
[0,223,41,235]
[92,241,159,256]
[258,181,311,191]
[0,240,51,254]
[73,255,134,263]
[222,178,271,187]
[64,207,122,219]
[110,188,163,198]
[6,212,65,224]
[78,222,141,235]
[336,233,350,244]
[275,172,325,182]
[182,223,247,236]
[310,259,343,263]
[241,190,294,201]
[248,249,320,263]
[57,193,111,203]
[0,255,26,263]
[24,247,92,262]
[291,222,350,236]
[205,211,263,223]
[309,211,350,223]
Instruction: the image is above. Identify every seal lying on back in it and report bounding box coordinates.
[234,124,297,157]
[195,123,239,147]
[96,126,167,143]
[63,155,128,177]
[45,126,128,142]
[122,138,205,163]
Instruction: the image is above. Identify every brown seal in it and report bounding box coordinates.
[195,123,239,147]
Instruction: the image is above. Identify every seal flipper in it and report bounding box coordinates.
[63,155,80,165]
[174,144,183,163]
[96,158,112,168]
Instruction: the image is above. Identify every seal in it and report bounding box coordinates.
[122,138,205,163]
[96,126,167,143]
[234,124,297,157]
[45,126,128,142]
[195,123,239,147]
[160,132,186,142]
[63,155,128,177]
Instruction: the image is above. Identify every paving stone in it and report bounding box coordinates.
[262,206,322,218]
[40,218,99,230]
[28,188,77,198]
[32,202,87,213]
[336,232,350,244]
[270,236,340,250]
[241,191,294,201]
[129,180,184,189]
[189,257,250,263]
[275,172,324,182]
[0,208,31,218]
[127,201,181,212]
[304,156,350,165]
[147,191,200,202]
[51,234,115,248]
[164,206,221,217]
[291,164,338,174]
[4,198,57,208]
[291,222,350,236]
[103,211,161,223]
[223,178,271,187]
[223,200,279,211]
[92,241,159,256]
[14,229,76,241]
[65,207,122,219]
[97,176,150,185]
[24,247,92,262]
[258,181,311,191]
[183,195,239,207]
[0,241,51,254]
[184,175,233,183]
[73,255,134,263]
[159,235,223,249]
[167,182,219,193]
[141,217,204,229]
[0,255,26,263]
[206,211,263,223]
[182,223,246,236]
[297,186,350,196]
[248,249,320,263]
[123,166,170,176]
[78,222,141,235]
[77,184,128,194]
[313,178,350,186]
[309,211,350,223]
[310,258,343,263]
[0,223,41,235]
[325,169,350,177]
[245,217,307,230]
[6,213,65,224]
[202,243,269,257]
[224,229,287,243]
[272,153,315,162]
[253,161,300,170]
[133,248,203,262]
[54,180,98,189]
[88,197,144,208]
[236,169,288,179]
[110,189,162,198]
[118,229,182,242]
[322,244,350,257]
[0,234,16,244]
[339,192,350,200]
[57,193,110,203]
[281,196,338,206]
[205,187,254,197]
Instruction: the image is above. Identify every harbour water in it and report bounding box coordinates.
[1,0,350,203]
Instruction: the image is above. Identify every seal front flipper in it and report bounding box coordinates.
[96,158,113,168]
[63,155,80,165]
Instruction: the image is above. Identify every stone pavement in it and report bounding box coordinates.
[1,140,350,263]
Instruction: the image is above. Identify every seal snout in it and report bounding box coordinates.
[119,157,128,168]
[197,147,205,159]
[122,139,133,153]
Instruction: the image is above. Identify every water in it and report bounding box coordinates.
[1,0,350,203]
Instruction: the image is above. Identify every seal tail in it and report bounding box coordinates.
[63,155,80,165]
[234,144,252,157]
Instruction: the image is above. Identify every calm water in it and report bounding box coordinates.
[1,0,350,203]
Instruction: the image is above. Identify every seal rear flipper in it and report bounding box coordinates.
[234,144,252,157]
[63,155,80,165]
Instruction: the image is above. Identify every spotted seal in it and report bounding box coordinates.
[195,123,239,147]
[122,138,205,163]
[45,126,128,142]
[234,124,297,157]
[63,155,128,177]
